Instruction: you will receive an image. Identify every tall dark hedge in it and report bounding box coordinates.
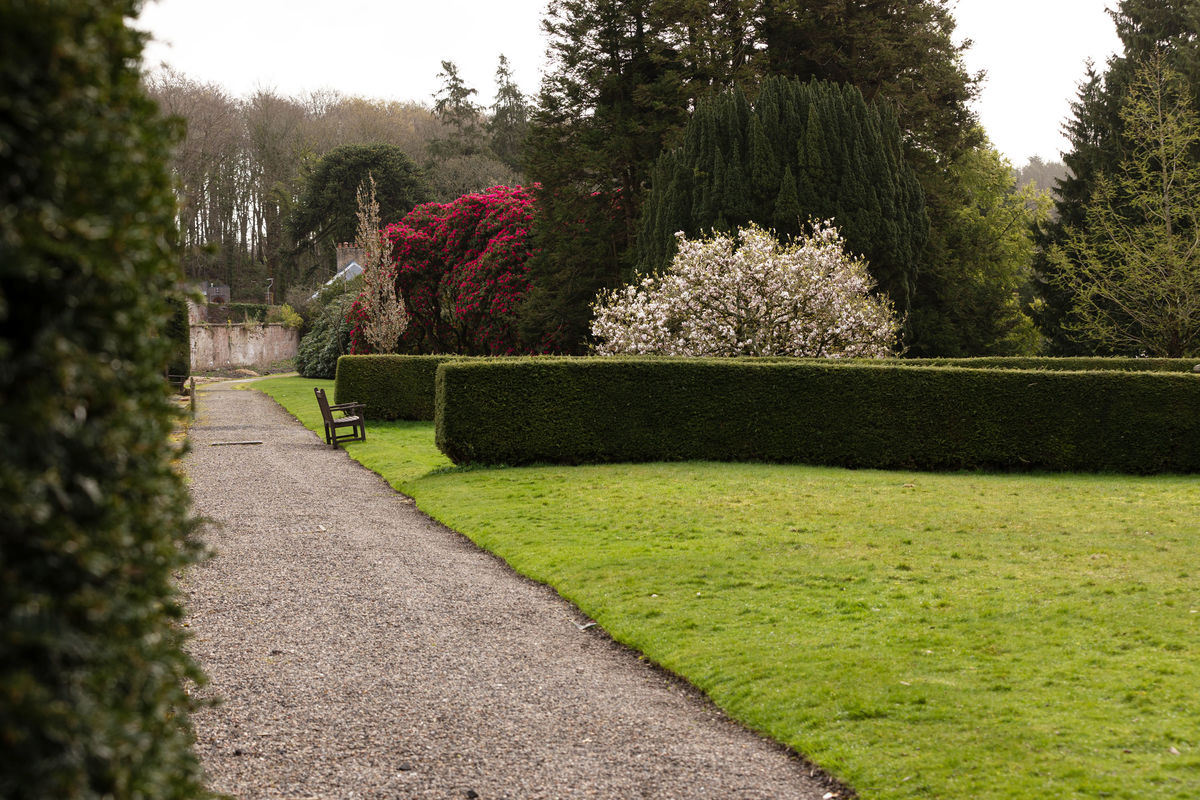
[637,78,928,313]
[435,358,1200,474]
[0,3,208,798]
[335,354,472,420]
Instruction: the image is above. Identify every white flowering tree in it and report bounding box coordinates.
[591,222,900,357]
[355,173,409,353]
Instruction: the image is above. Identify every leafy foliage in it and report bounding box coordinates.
[296,293,356,379]
[1050,55,1200,357]
[906,142,1046,356]
[1035,0,1200,352]
[166,295,192,378]
[353,185,536,355]
[0,2,207,797]
[289,143,431,257]
[594,223,899,357]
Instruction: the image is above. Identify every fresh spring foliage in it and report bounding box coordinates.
[1050,54,1200,357]
[593,223,899,357]
[351,185,536,355]
[0,1,207,796]
[353,174,409,354]
[1035,0,1200,352]
[254,375,1200,800]
[637,78,927,314]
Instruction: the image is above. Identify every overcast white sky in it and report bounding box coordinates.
[136,0,1122,166]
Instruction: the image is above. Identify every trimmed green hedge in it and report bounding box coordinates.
[435,357,1200,473]
[335,354,472,420]
[905,356,1200,373]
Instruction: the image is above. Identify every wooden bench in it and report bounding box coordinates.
[314,387,366,447]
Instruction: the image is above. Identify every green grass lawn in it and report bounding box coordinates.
[247,375,1200,800]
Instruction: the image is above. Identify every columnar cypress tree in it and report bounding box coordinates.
[1,1,208,796]
[637,77,927,313]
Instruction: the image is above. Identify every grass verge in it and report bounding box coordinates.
[250,375,1200,800]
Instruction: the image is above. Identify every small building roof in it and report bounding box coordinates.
[310,261,363,300]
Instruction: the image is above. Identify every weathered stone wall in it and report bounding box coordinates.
[190,323,298,371]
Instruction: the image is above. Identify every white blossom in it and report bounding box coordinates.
[590,222,901,358]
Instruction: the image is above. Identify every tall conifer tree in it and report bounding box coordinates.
[521,0,690,351]
[637,78,927,313]
[1034,0,1200,353]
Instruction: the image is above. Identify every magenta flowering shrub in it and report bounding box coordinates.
[350,185,537,355]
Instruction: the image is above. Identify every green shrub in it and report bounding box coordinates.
[0,3,208,798]
[296,294,355,379]
[334,354,472,419]
[435,357,1200,473]
[267,303,303,329]
[214,302,267,323]
[165,294,191,379]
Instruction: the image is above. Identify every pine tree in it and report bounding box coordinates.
[520,0,1000,353]
[489,55,530,174]
[430,60,486,159]
[1050,55,1200,357]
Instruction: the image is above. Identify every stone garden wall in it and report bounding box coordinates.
[190,323,298,371]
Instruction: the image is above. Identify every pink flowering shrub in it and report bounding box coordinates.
[350,185,536,355]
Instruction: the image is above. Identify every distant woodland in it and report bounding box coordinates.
[148,0,1199,358]
[146,58,527,305]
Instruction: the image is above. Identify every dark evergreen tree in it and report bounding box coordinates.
[1034,0,1200,353]
[288,143,430,272]
[755,0,981,164]
[489,54,530,174]
[520,0,691,351]
[522,0,1011,354]
[429,60,487,159]
[637,78,927,312]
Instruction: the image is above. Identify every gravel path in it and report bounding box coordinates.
[183,382,843,800]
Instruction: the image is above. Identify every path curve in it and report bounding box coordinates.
[183,382,841,799]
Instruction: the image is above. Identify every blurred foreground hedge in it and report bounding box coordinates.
[0,2,208,797]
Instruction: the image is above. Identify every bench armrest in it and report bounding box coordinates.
[329,402,365,413]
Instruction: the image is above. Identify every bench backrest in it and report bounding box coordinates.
[314,386,334,423]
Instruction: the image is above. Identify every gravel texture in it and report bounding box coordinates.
[183,383,844,799]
